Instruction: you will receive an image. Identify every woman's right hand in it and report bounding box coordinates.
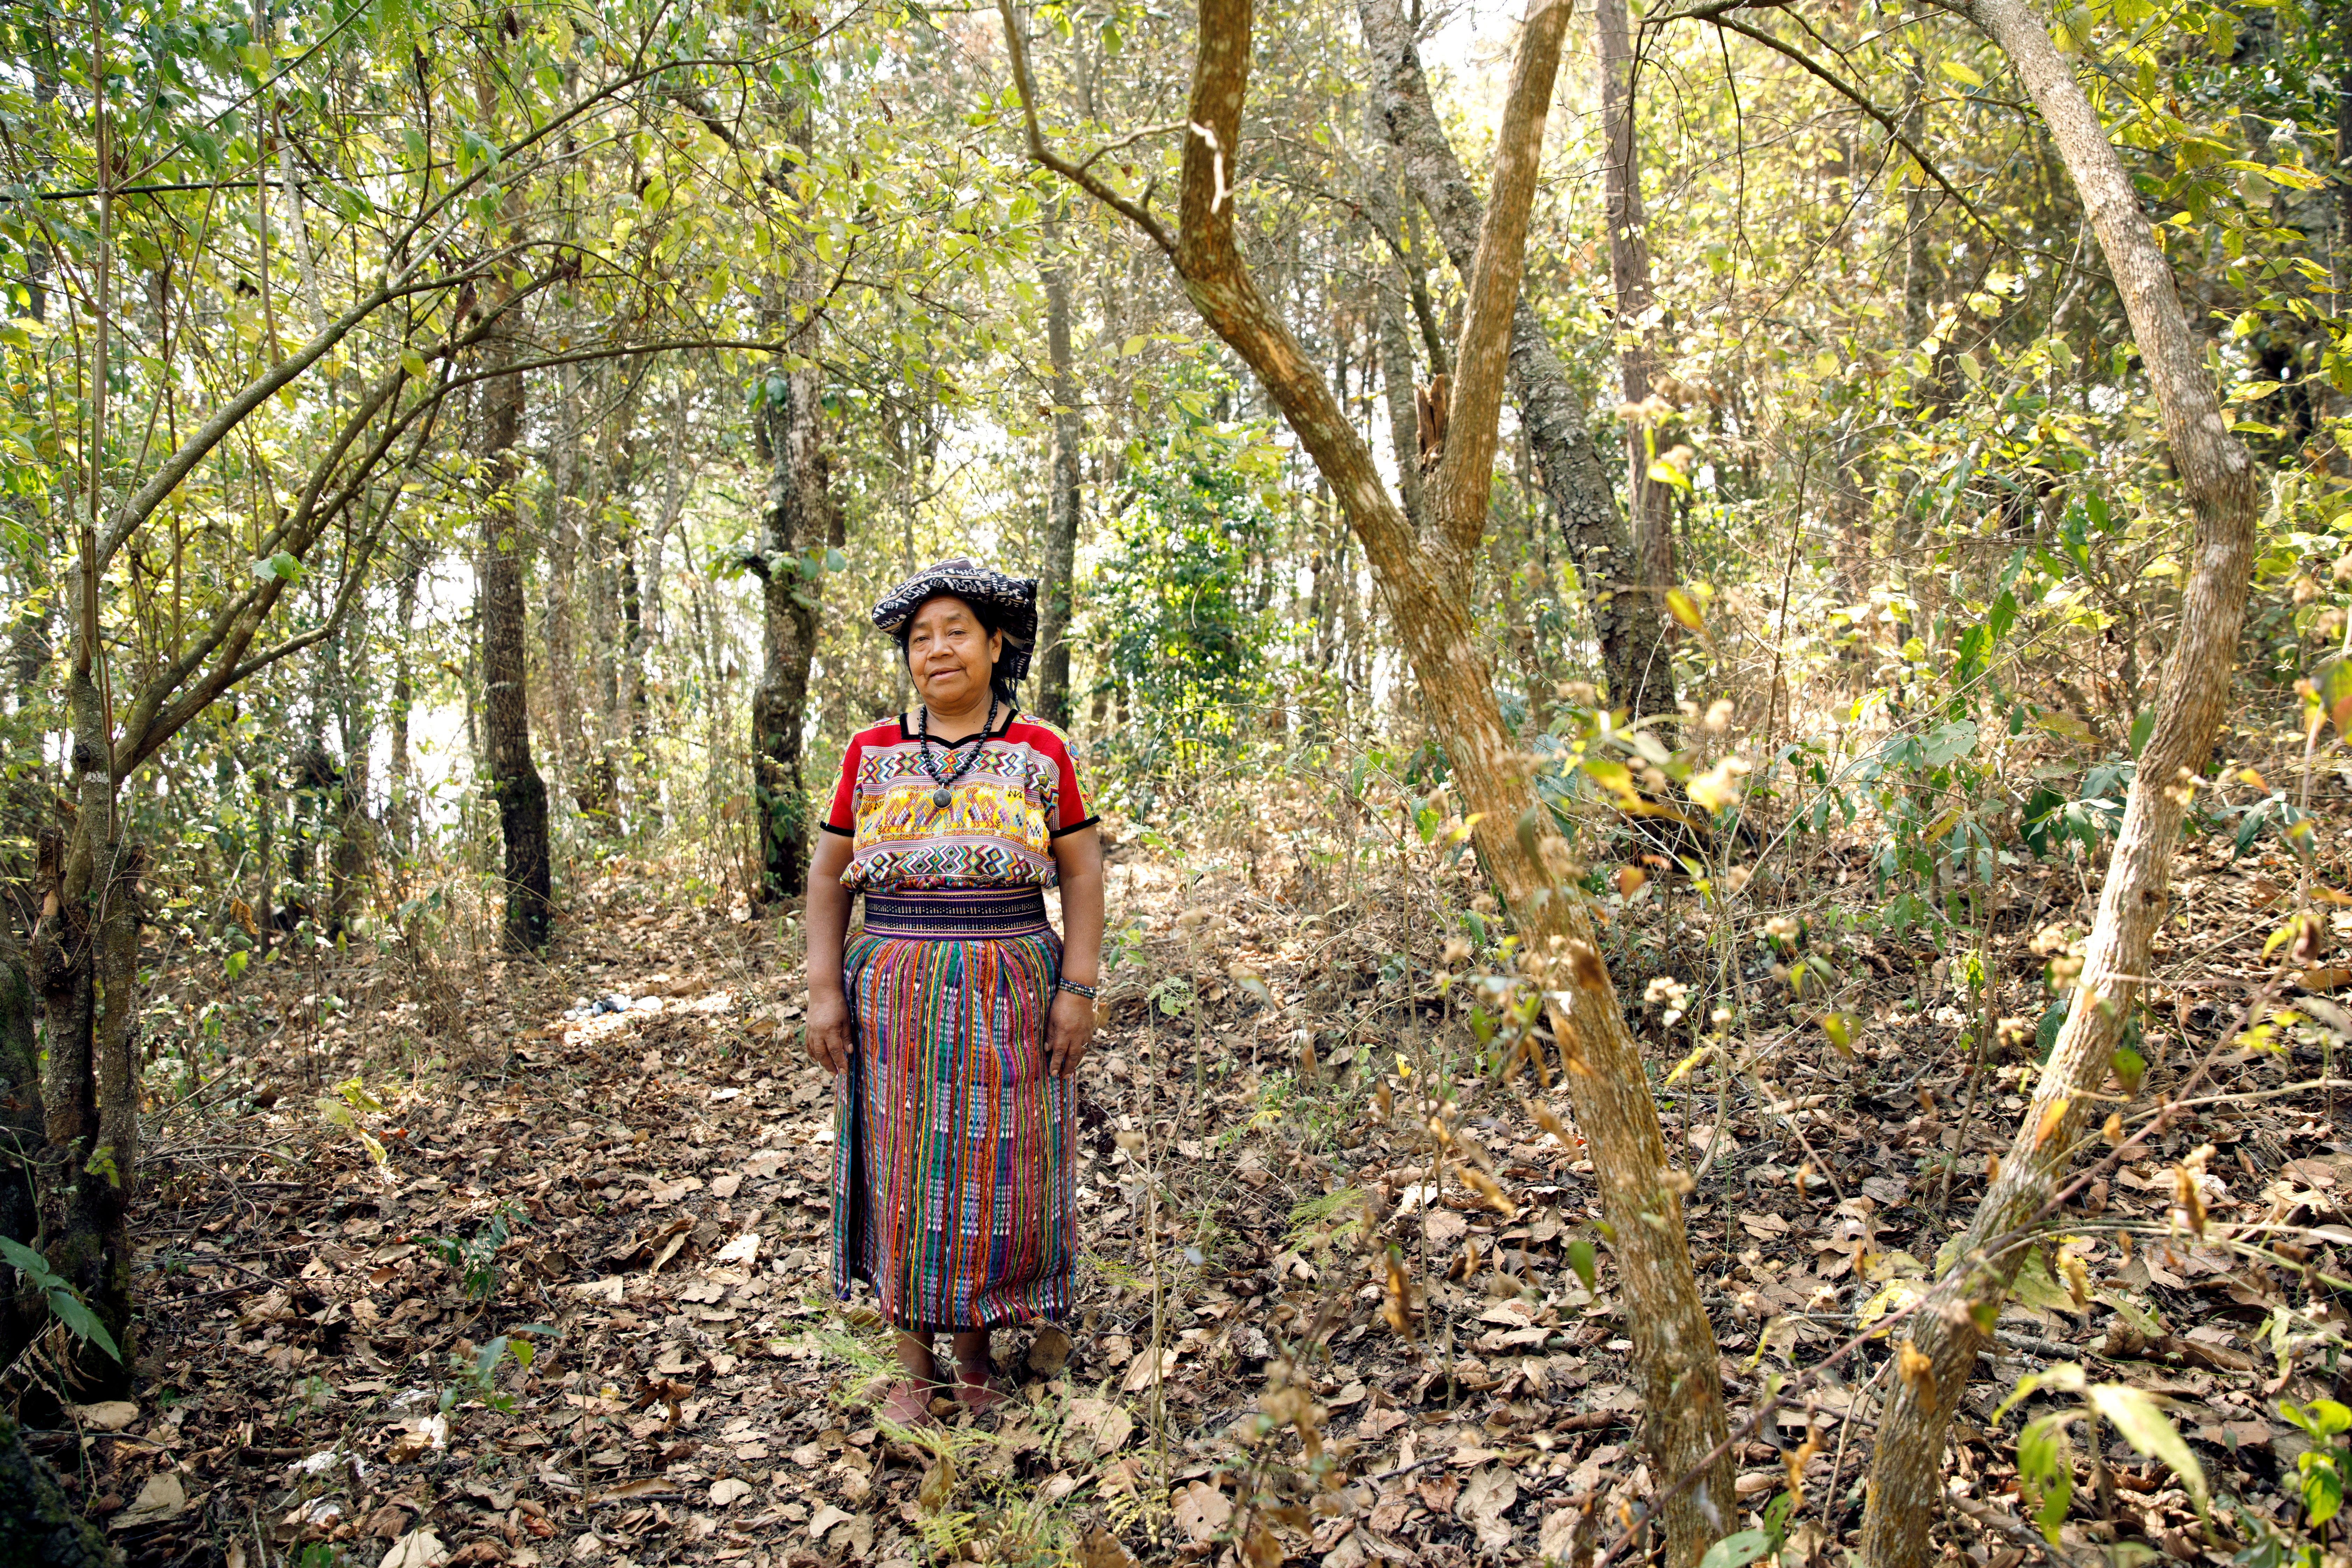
[806,989,853,1076]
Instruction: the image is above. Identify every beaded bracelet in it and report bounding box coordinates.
[1058,979,1100,1000]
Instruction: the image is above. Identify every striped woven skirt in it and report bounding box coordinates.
[832,887,1074,1330]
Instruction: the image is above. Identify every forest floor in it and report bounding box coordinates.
[47,794,2352,1568]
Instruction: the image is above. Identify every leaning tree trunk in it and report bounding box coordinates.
[749,79,836,904]
[1857,4,2259,1564]
[1035,210,1085,727]
[1362,0,1677,724]
[1005,0,1732,1556]
[477,338,552,951]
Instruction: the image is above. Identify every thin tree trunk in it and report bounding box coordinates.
[387,553,421,857]
[1036,210,1084,727]
[1594,0,1675,614]
[1358,130,1429,531]
[476,292,552,950]
[0,938,49,1355]
[27,631,139,1391]
[543,359,589,821]
[1006,0,1732,1557]
[1362,0,1675,723]
[1857,4,2259,1563]
[750,72,835,904]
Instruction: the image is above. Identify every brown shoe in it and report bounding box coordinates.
[952,1369,1010,1416]
[880,1379,941,1429]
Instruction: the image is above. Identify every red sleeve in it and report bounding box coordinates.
[1047,734,1096,836]
[823,738,863,835]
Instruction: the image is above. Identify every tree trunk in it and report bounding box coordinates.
[750,87,835,905]
[543,359,592,824]
[1594,0,1675,616]
[478,341,552,950]
[1856,4,2259,1564]
[0,1413,119,1567]
[386,552,421,857]
[1889,52,1935,575]
[329,589,372,935]
[1357,132,1429,531]
[1007,0,1732,1555]
[1036,211,1085,727]
[0,943,48,1356]
[26,675,139,1391]
[1361,0,1676,723]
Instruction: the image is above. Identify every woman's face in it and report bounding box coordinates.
[906,596,1003,714]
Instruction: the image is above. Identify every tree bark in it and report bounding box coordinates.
[750,82,836,904]
[0,941,48,1356]
[1006,0,1732,1556]
[0,1413,119,1567]
[1856,4,2260,1564]
[477,335,552,950]
[26,692,140,1391]
[1356,132,1429,531]
[1360,0,1675,722]
[1593,0,1676,615]
[543,359,594,825]
[1036,210,1085,727]
[386,552,422,857]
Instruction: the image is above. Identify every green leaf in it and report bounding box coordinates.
[2302,1453,2344,1527]
[2319,660,2352,735]
[1942,58,1985,86]
[1920,720,1979,767]
[1820,1011,1857,1056]
[1699,1531,1769,1568]
[2015,1412,2076,1544]
[1995,1360,2087,1422]
[2086,1383,2206,1513]
[45,1286,122,1363]
[1565,1239,1596,1292]
[2110,1044,2146,1094]
[0,1237,57,1290]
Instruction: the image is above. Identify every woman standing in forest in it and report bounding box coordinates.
[802,560,1104,1425]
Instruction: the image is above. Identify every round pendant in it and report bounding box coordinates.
[932,787,952,808]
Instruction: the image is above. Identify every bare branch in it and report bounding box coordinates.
[995,0,1177,255]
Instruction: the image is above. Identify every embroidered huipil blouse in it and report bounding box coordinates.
[821,709,1096,891]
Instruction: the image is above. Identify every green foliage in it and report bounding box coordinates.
[0,1238,121,1364]
[1086,379,1281,767]
[424,1202,526,1305]
[442,1333,537,1417]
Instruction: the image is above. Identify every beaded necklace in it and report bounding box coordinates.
[913,698,998,808]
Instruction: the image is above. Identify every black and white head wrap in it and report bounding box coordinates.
[870,558,1039,682]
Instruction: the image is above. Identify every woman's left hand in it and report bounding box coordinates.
[1046,989,1096,1078]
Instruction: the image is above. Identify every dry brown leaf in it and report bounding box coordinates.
[1457,1464,1519,1551]
[1078,1527,1141,1568]
[1028,1324,1072,1374]
[1173,1480,1233,1544]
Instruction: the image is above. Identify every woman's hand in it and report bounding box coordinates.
[1046,989,1095,1078]
[806,988,853,1076]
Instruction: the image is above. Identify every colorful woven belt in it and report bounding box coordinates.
[860,887,1052,939]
